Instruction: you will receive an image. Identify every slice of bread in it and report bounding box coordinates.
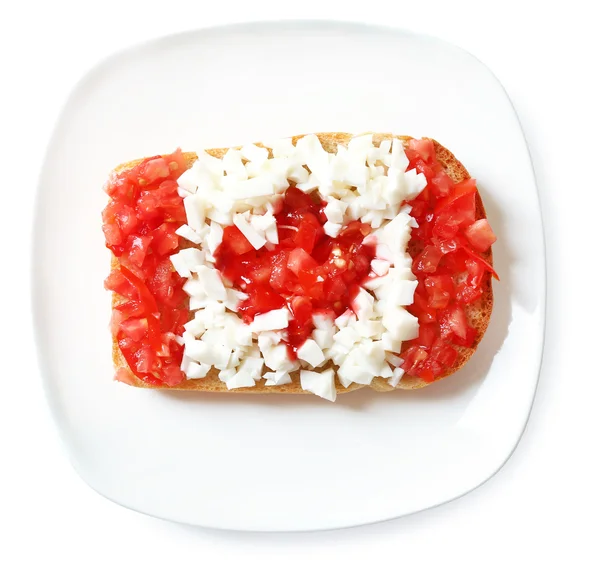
[110,133,493,393]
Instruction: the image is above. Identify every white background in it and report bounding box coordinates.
[1,0,598,559]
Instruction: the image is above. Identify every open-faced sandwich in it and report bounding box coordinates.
[102,133,497,401]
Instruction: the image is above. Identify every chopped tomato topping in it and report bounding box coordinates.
[402,142,497,382]
[215,186,375,358]
[102,151,188,386]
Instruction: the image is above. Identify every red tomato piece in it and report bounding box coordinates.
[159,364,186,387]
[430,172,454,198]
[104,269,137,299]
[120,317,148,342]
[424,275,455,309]
[125,235,152,268]
[455,282,484,304]
[464,219,497,252]
[221,225,254,255]
[439,305,469,341]
[290,296,313,325]
[430,342,458,368]
[294,216,321,253]
[413,245,443,274]
[408,138,435,163]
[284,186,314,211]
[287,247,318,276]
[415,323,437,347]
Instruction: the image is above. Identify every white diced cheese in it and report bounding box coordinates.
[185,361,210,379]
[222,148,248,180]
[206,222,223,254]
[175,224,203,244]
[334,310,355,329]
[264,370,293,386]
[258,330,282,352]
[386,352,404,368]
[223,288,247,312]
[183,194,206,232]
[179,248,205,269]
[381,307,419,341]
[207,207,233,225]
[312,328,334,350]
[351,288,375,321]
[170,252,191,278]
[182,278,205,298]
[263,343,296,372]
[389,367,405,387]
[324,197,348,224]
[337,360,374,385]
[371,259,390,276]
[355,320,384,339]
[183,318,205,337]
[324,221,343,238]
[381,332,401,353]
[288,164,309,184]
[333,326,360,349]
[241,144,269,164]
[189,296,208,311]
[389,138,409,171]
[184,339,231,368]
[300,369,336,402]
[379,362,393,379]
[195,266,226,300]
[237,356,264,381]
[176,166,200,194]
[232,213,266,250]
[226,348,244,369]
[250,308,290,332]
[297,339,325,368]
[222,368,256,390]
[404,168,428,199]
[312,313,334,331]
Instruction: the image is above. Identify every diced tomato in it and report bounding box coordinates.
[408,138,435,163]
[287,247,318,276]
[464,219,497,252]
[222,225,254,255]
[413,245,443,274]
[455,282,483,304]
[152,223,179,256]
[419,368,435,383]
[104,269,137,299]
[159,363,186,387]
[409,290,437,324]
[430,172,454,198]
[290,296,313,325]
[294,215,321,253]
[439,305,468,340]
[434,179,477,213]
[433,237,458,254]
[424,275,454,309]
[453,326,477,347]
[120,317,148,342]
[430,342,458,368]
[125,235,152,268]
[284,186,313,211]
[102,222,123,247]
[415,323,437,347]
[459,242,499,280]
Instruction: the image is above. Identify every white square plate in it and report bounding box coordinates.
[33,20,545,531]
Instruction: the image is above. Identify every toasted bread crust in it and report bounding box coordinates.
[110,133,493,393]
